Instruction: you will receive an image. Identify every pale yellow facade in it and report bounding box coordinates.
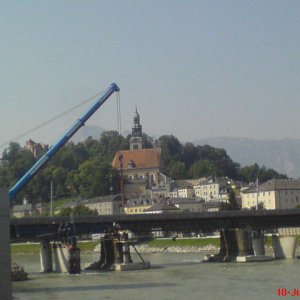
[241,191,277,209]
[124,204,153,214]
[177,188,194,198]
[194,183,220,201]
[241,179,300,209]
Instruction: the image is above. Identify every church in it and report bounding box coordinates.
[112,109,169,197]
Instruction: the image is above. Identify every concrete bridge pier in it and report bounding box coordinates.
[236,229,254,256]
[204,229,272,263]
[235,229,274,262]
[0,188,12,300]
[122,236,133,264]
[272,235,297,259]
[53,242,81,274]
[204,229,243,262]
[251,230,265,256]
[40,240,53,272]
[86,232,149,271]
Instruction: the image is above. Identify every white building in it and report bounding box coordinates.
[194,178,229,201]
[85,195,123,215]
[169,198,222,213]
[168,179,199,198]
[241,179,300,210]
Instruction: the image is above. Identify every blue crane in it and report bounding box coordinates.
[9,83,120,201]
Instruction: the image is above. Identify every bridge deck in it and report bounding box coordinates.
[10,209,300,240]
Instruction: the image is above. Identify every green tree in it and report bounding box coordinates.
[188,160,216,178]
[167,161,187,180]
[75,159,116,198]
[57,207,73,216]
[221,188,240,210]
[2,142,21,162]
[51,166,68,196]
[159,135,183,166]
[98,131,129,160]
[57,205,98,216]
[239,163,287,183]
[183,143,198,168]
[72,204,98,216]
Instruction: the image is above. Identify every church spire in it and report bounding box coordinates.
[130,107,143,150]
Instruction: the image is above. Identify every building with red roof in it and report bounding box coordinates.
[112,109,169,197]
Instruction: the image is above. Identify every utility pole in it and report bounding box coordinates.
[50,178,53,217]
[119,154,124,208]
[256,178,259,210]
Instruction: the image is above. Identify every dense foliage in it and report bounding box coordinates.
[0,131,287,204]
[57,205,98,216]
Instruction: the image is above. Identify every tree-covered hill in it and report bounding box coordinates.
[0,131,287,204]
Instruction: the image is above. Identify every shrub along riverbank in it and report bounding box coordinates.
[11,236,300,254]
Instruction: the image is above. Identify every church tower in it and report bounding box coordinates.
[130,107,143,150]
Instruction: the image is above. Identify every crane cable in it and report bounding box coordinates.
[0,89,107,150]
[116,92,121,135]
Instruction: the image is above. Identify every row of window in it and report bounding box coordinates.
[246,197,300,207]
[194,185,218,190]
[246,191,300,198]
[247,200,272,206]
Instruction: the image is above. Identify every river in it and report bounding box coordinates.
[12,251,300,300]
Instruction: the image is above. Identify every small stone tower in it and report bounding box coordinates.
[130,107,143,150]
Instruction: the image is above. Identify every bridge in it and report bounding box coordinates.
[10,209,300,240]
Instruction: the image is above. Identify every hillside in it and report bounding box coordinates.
[194,137,300,178]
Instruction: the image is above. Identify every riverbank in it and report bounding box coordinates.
[11,238,221,254]
[133,237,220,253]
[11,241,99,254]
[11,236,300,254]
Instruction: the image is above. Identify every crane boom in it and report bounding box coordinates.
[9,82,120,200]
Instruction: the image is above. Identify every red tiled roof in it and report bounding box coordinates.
[112,148,163,170]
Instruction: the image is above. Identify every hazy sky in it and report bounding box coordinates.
[1,0,300,149]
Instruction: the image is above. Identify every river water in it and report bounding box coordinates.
[12,251,300,300]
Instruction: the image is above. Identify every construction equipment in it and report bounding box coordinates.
[9,83,120,200]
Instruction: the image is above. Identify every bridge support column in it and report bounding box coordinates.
[85,232,149,271]
[0,188,12,300]
[272,235,296,259]
[53,242,81,273]
[251,230,265,256]
[102,234,115,269]
[204,229,270,263]
[122,238,132,264]
[53,243,67,273]
[40,240,53,272]
[236,229,254,256]
[204,229,239,262]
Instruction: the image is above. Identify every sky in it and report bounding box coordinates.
[1,0,300,149]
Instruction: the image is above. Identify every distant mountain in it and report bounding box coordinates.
[71,125,105,143]
[194,137,300,178]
